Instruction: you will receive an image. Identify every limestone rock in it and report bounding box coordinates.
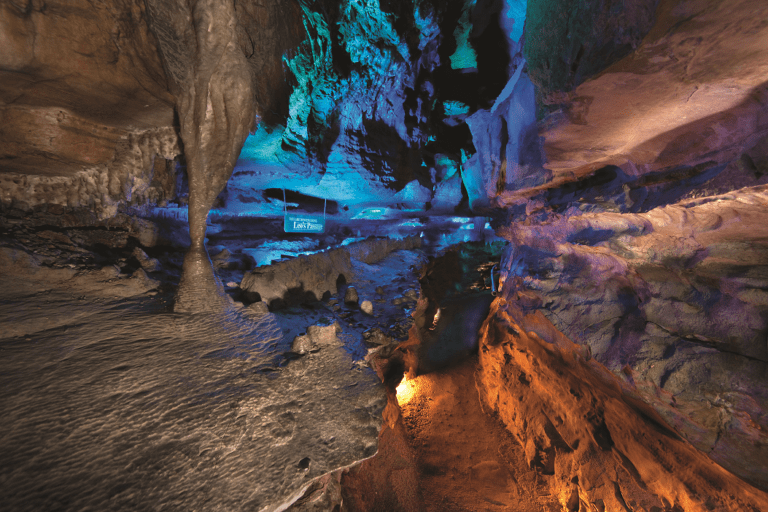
[362,328,391,347]
[291,335,315,355]
[291,322,343,355]
[520,0,768,197]
[132,247,160,272]
[0,264,386,512]
[246,301,270,317]
[525,0,658,107]
[240,237,421,309]
[242,247,353,309]
[476,298,768,510]
[344,287,359,305]
[499,187,768,490]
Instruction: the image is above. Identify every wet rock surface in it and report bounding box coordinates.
[0,232,397,512]
[239,235,422,309]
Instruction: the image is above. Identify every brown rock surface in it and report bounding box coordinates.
[499,185,768,491]
[476,297,768,511]
[341,358,562,512]
[0,0,181,216]
[501,0,768,209]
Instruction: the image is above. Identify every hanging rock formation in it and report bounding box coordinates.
[141,0,303,311]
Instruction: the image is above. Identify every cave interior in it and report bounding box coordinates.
[1,0,768,510]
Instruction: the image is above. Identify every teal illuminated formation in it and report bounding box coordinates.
[228,0,536,215]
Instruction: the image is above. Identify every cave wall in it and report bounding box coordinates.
[488,0,768,496]
[1,0,768,504]
[225,0,540,213]
[0,0,540,218]
[0,0,181,217]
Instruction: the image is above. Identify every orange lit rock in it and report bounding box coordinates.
[476,297,768,511]
[498,186,768,491]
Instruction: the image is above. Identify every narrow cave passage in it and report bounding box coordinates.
[1,0,768,510]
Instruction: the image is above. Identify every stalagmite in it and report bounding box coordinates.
[144,0,300,312]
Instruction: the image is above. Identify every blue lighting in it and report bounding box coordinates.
[444,100,471,116]
[502,0,527,44]
[352,207,392,220]
[449,0,478,70]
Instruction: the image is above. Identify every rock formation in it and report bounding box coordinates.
[2,0,768,509]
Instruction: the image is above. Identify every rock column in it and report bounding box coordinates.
[146,0,255,249]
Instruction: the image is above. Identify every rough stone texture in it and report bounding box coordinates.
[344,286,359,305]
[1,0,302,228]
[0,0,181,217]
[341,357,564,512]
[145,0,284,247]
[525,0,659,111]
[0,246,159,339]
[498,186,768,491]
[240,236,421,308]
[479,0,768,499]
[291,322,343,355]
[0,249,386,511]
[510,0,768,196]
[0,121,181,217]
[132,246,159,272]
[476,297,768,511]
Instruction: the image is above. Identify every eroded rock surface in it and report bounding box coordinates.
[517,0,768,193]
[477,297,768,511]
[0,241,386,512]
[498,186,768,491]
[0,0,181,217]
[240,236,421,308]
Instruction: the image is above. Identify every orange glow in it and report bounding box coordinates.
[396,377,418,406]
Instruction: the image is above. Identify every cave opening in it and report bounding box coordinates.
[1,0,768,510]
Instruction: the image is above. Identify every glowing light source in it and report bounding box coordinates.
[396,377,418,406]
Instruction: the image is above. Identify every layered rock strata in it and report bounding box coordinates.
[514,0,768,198]
[476,296,768,511]
[498,185,768,491]
[0,0,180,217]
[240,236,421,309]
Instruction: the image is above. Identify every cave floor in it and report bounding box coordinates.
[342,356,561,512]
[0,212,506,511]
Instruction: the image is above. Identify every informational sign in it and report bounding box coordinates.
[284,213,325,233]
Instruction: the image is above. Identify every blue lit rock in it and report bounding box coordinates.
[228,0,533,212]
[465,63,543,199]
[498,183,768,492]
[240,236,421,308]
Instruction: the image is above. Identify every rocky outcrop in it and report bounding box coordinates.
[476,297,768,511]
[525,0,659,113]
[498,186,768,490]
[0,0,181,217]
[513,0,768,196]
[480,0,768,499]
[0,245,387,512]
[240,236,421,309]
[0,127,181,217]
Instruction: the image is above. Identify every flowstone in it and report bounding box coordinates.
[0,243,386,512]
